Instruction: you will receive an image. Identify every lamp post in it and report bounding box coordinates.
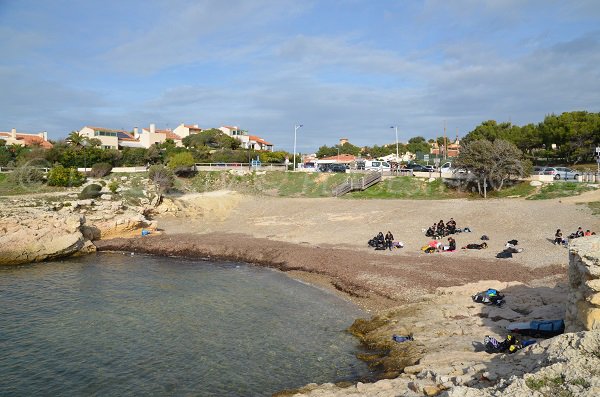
[293,124,303,171]
[337,147,340,162]
[390,126,399,162]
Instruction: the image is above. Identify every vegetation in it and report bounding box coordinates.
[167,151,196,175]
[148,164,175,196]
[453,139,530,198]
[78,184,103,199]
[346,177,462,200]
[47,166,85,187]
[528,182,595,200]
[89,162,113,178]
[487,181,536,198]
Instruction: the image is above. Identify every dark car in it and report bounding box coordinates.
[329,164,347,173]
[404,163,432,172]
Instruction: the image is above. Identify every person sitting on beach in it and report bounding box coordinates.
[446,218,457,234]
[385,231,394,251]
[554,229,565,245]
[425,225,436,238]
[436,220,446,237]
[585,229,592,236]
[569,227,584,239]
[462,242,487,250]
[441,237,456,251]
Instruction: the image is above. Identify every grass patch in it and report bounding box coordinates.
[487,181,536,198]
[345,177,463,200]
[528,182,595,200]
[0,172,66,196]
[189,171,349,197]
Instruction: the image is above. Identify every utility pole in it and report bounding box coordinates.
[443,120,447,160]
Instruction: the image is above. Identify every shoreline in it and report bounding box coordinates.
[94,233,566,312]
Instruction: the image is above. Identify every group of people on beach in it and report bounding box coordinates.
[554,227,596,246]
[425,218,458,239]
[368,231,399,251]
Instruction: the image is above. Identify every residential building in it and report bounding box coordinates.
[79,126,128,150]
[430,137,461,157]
[0,128,53,149]
[173,123,202,139]
[219,126,274,151]
[134,124,183,148]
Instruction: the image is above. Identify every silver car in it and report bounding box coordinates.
[542,167,580,180]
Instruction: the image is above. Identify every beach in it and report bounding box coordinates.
[129,190,600,308]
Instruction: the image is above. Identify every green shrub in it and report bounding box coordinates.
[8,166,45,185]
[108,179,119,193]
[168,152,196,176]
[89,162,113,178]
[47,165,85,187]
[78,184,103,199]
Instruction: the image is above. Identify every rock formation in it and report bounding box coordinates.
[566,236,600,331]
[0,209,93,265]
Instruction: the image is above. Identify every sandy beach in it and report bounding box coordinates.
[97,189,600,311]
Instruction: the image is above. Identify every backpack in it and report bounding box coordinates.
[481,235,489,240]
[472,289,505,306]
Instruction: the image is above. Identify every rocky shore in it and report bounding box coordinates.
[3,186,600,396]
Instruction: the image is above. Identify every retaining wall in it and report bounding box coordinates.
[566,236,600,332]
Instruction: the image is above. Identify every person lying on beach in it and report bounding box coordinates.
[462,242,488,250]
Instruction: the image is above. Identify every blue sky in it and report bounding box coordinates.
[1,0,599,153]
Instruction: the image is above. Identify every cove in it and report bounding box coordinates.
[0,252,371,396]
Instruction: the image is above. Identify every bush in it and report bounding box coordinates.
[78,184,103,199]
[148,164,175,194]
[108,179,119,193]
[168,152,196,176]
[89,162,113,178]
[8,166,45,185]
[47,165,85,187]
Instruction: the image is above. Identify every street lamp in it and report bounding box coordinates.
[389,126,399,162]
[293,124,303,171]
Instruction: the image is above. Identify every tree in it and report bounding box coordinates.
[168,151,196,175]
[453,139,529,198]
[406,136,429,154]
[182,129,240,150]
[148,164,175,202]
[66,131,85,147]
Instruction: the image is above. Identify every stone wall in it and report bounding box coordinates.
[565,236,600,332]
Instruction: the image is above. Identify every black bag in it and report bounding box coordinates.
[481,235,489,240]
[496,250,513,259]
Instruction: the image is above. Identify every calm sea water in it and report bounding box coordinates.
[0,253,371,396]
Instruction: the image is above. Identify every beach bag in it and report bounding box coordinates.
[484,336,501,353]
[481,235,489,240]
[496,250,512,259]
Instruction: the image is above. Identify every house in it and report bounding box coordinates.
[134,124,183,148]
[219,126,274,151]
[0,128,53,149]
[172,123,202,139]
[79,126,129,150]
[430,137,461,157]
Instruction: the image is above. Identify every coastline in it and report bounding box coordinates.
[94,233,565,312]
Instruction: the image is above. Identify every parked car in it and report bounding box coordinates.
[542,167,579,180]
[364,160,391,172]
[404,163,431,172]
[328,163,347,173]
[440,161,466,174]
[533,166,545,175]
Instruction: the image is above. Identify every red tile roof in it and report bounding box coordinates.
[158,130,182,141]
[184,125,202,130]
[321,154,356,162]
[0,132,53,149]
[248,135,272,146]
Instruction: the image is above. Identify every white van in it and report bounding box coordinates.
[441,161,466,174]
[364,160,391,172]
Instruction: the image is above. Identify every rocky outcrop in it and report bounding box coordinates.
[566,236,600,332]
[447,330,600,397]
[0,209,93,265]
[0,193,156,266]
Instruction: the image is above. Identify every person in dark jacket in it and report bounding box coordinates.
[385,231,394,250]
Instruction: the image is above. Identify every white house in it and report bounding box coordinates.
[79,126,125,150]
[173,123,202,139]
[134,124,183,148]
[219,126,274,151]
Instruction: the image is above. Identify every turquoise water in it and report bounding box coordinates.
[0,253,371,396]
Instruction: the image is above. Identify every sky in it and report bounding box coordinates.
[1,0,599,153]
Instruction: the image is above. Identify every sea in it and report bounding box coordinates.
[0,253,371,396]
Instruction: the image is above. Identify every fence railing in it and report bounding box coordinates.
[194,163,287,171]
